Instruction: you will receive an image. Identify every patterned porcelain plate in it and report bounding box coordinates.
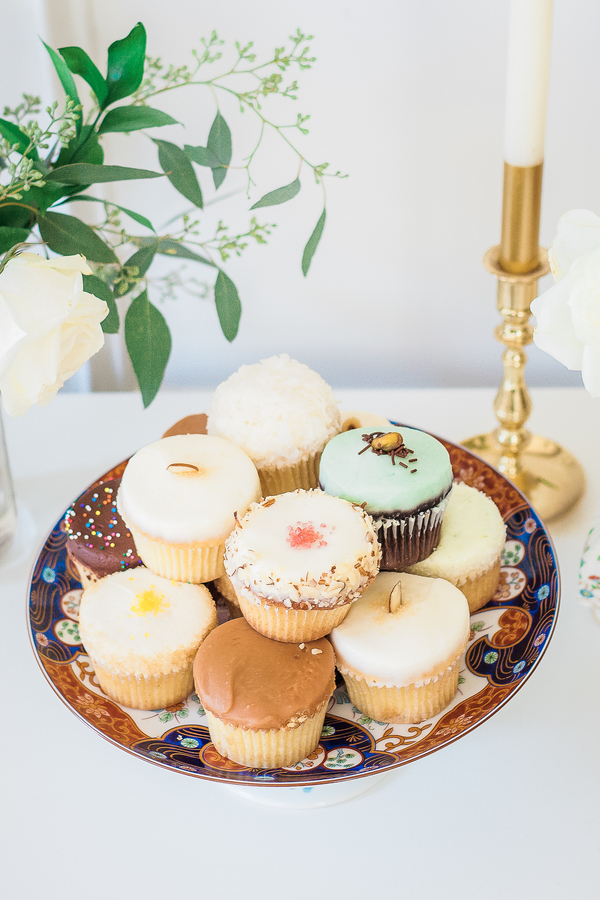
[579,507,600,623]
[28,432,559,787]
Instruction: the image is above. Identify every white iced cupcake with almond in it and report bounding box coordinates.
[117,434,261,583]
[79,567,218,710]
[207,354,341,496]
[224,489,381,642]
[330,572,470,723]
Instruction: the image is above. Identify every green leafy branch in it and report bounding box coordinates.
[0,22,342,407]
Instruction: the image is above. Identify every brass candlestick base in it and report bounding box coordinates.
[463,245,585,522]
[463,432,585,521]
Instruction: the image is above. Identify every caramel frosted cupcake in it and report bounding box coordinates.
[404,482,506,612]
[330,572,470,724]
[79,568,218,710]
[64,478,142,586]
[319,426,453,569]
[207,354,341,496]
[224,489,381,642]
[117,434,261,583]
[162,413,207,439]
[194,617,335,768]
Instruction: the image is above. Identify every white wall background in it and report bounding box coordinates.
[3,0,600,392]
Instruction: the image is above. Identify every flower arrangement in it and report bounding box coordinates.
[531,209,600,397]
[0,22,340,412]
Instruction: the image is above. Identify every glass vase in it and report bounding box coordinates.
[0,408,17,559]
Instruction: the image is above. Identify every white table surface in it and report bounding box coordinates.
[2,387,599,900]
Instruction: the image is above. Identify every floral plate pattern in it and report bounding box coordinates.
[579,507,600,623]
[28,431,559,787]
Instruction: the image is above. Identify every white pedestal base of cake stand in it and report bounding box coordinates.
[224,771,391,808]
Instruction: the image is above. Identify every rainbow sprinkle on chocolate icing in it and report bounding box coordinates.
[64,478,142,578]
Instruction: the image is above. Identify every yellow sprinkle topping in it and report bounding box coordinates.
[131,588,169,617]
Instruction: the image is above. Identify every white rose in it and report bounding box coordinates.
[531,209,600,397]
[0,252,108,416]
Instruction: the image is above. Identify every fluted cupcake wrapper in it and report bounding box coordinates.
[236,587,351,642]
[128,524,224,583]
[374,492,451,569]
[340,655,461,724]
[204,700,329,768]
[258,452,321,497]
[91,662,194,710]
[457,558,502,613]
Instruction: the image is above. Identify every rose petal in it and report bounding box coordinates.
[548,209,600,281]
[581,344,600,398]
[531,277,584,369]
[0,253,107,416]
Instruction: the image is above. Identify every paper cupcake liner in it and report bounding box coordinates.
[236,588,351,642]
[258,452,321,497]
[374,492,451,569]
[214,572,239,605]
[457,558,502,613]
[340,655,461,724]
[204,699,329,768]
[91,662,194,710]
[70,556,99,588]
[128,525,224,583]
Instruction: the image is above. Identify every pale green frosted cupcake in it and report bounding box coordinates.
[319,426,453,569]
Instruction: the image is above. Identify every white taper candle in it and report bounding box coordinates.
[503,0,554,167]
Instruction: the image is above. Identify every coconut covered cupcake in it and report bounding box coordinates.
[79,567,218,710]
[330,572,470,724]
[117,434,261,583]
[194,617,335,768]
[404,482,506,613]
[319,426,453,569]
[224,489,381,642]
[207,354,341,496]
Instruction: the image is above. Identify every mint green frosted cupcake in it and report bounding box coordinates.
[319,426,453,569]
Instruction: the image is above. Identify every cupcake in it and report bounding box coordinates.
[213,572,243,619]
[207,354,341,496]
[194,617,335,768]
[224,489,381,642]
[403,482,506,613]
[330,572,470,724]
[162,413,207,438]
[117,433,261,583]
[319,425,453,569]
[340,410,391,432]
[79,567,218,710]
[64,478,142,586]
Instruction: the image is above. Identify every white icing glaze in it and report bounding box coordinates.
[405,482,506,584]
[117,434,261,544]
[224,489,381,608]
[330,572,470,687]
[78,568,217,677]
[207,354,341,469]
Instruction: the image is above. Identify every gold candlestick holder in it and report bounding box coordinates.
[463,163,585,521]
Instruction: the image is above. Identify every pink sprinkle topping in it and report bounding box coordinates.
[287,521,327,549]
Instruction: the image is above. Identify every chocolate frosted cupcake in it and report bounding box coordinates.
[319,426,453,569]
[64,479,142,585]
[194,617,335,768]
